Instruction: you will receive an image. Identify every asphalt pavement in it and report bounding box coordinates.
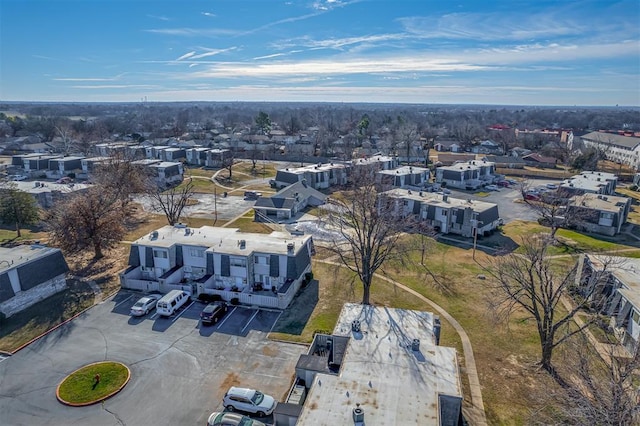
[0,291,305,426]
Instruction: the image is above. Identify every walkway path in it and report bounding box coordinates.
[317,259,487,426]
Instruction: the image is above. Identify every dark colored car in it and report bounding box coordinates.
[200,302,228,325]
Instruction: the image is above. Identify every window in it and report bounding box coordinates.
[600,212,614,220]
[230,257,247,268]
[633,310,640,324]
[254,255,269,265]
[153,250,168,259]
[189,247,205,258]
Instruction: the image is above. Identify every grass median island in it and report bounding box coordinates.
[56,361,130,406]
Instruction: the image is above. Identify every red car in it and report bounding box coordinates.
[497,181,510,187]
[525,193,540,201]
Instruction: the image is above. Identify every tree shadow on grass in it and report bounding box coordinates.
[270,280,319,336]
[0,279,93,352]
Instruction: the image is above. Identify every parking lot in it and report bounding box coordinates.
[0,291,306,426]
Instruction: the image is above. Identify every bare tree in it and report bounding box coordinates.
[523,187,575,241]
[319,166,408,304]
[45,187,126,259]
[92,154,154,208]
[561,334,640,425]
[149,179,195,226]
[489,235,614,373]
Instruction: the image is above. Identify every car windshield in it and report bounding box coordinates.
[133,301,145,308]
[250,391,264,404]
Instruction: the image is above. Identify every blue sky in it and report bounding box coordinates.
[1,0,639,106]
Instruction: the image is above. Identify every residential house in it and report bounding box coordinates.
[350,154,399,171]
[185,147,210,166]
[125,145,148,160]
[560,171,618,195]
[435,159,498,190]
[95,142,132,157]
[580,131,640,170]
[0,245,69,318]
[147,161,184,187]
[383,188,501,237]
[205,149,232,168]
[377,166,430,189]
[120,225,315,310]
[145,145,170,160]
[283,304,463,425]
[46,156,84,179]
[433,139,462,152]
[272,162,349,190]
[7,180,92,208]
[10,153,44,168]
[482,155,526,169]
[436,153,475,166]
[521,153,558,168]
[471,140,503,155]
[565,193,631,236]
[80,156,110,178]
[22,154,62,176]
[580,255,640,354]
[254,181,327,223]
[162,147,186,162]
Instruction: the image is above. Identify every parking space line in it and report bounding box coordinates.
[241,309,260,334]
[171,300,196,322]
[216,306,237,329]
[269,311,283,333]
[150,312,158,320]
[114,294,133,308]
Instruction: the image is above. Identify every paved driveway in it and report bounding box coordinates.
[0,292,306,426]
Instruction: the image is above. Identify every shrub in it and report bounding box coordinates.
[210,294,222,301]
[230,297,240,306]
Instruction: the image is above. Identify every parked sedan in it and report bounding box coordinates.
[129,294,161,316]
[485,184,499,191]
[207,412,266,426]
[200,301,228,325]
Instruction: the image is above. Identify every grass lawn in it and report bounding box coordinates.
[233,160,277,179]
[57,361,129,405]
[225,212,274,234]
[272,223,640,424]
[0,226,49,245]
[0,279,94,353]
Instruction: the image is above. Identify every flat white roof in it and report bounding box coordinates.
[384,188,497,213]
[297,304,461,426]
[132,225,311,256]
[0,245,60,272]
[378,165,429,175]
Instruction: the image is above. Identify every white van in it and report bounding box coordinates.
[156,290,191,317]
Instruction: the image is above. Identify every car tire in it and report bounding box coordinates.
[257,411,266,418]
[226,405,235,412]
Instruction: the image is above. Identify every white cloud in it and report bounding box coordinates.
[201,12,216,18]
[176,51,196,61]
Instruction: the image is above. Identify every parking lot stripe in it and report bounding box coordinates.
[216,306,237,328]
[269,311,283,333]
[113,294,133,309]
[241,309,260,334]
[171,300,195,322]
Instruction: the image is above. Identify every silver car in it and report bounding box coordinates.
[207,412,266,426]
[129,294,161,316]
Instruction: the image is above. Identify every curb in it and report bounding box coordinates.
[56,361,131,407]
